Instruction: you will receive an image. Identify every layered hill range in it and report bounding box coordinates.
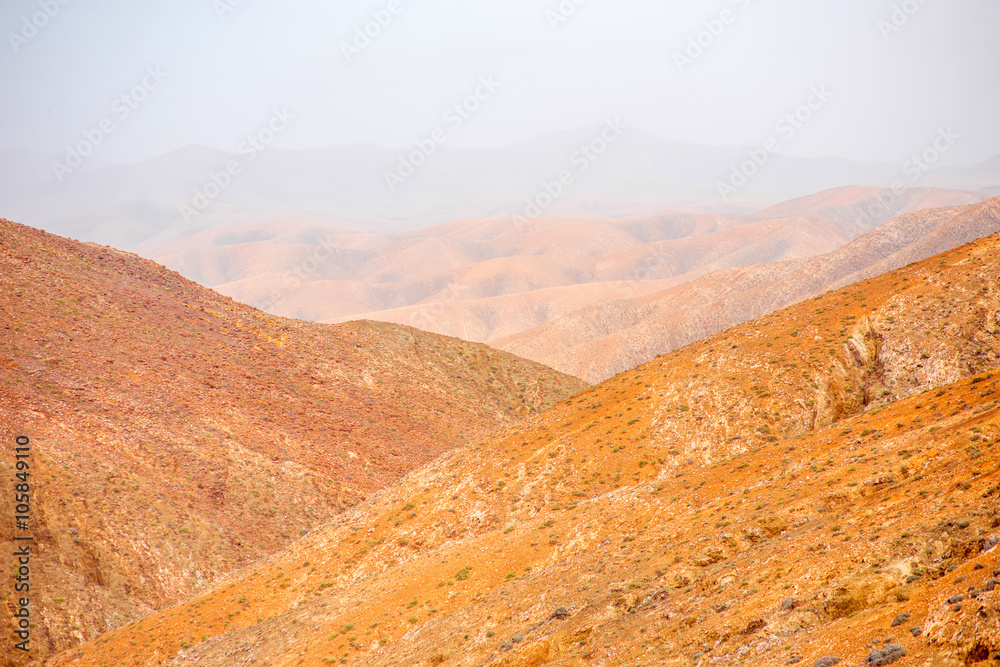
[145,186,996,382]
[499,194,1000,382]
[0,220,585,665]
[51,231,1000,665]
[6,130,998,250]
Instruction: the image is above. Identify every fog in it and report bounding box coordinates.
[1,0,998,243]
[2,0,998,164]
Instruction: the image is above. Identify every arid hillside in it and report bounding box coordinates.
[51,231,1000,666]
[0,219,585,665]
[498,196,1000,382]
[142,186,983,339]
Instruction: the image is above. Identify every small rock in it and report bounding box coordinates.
[781,597,800,611]
[862,644,906,666]
[693,652,704,661]
[550,607,570,620]
[511,635,523,644]
[952,603,962,612]
[787,655,803,665]
[890,613,910,628]
[910,626,922,637]
[983,535,999,553]
[905,574,921,584]
[947,594,965,604]
[984,578,999,592]
[813,658,841,667]
[975,562,985,570]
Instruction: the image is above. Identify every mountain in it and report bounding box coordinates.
[497,196,1000,382]
[4,129,995,251]
[142,187,986,343]
[48,230,1000,667]
[0,219,586,664]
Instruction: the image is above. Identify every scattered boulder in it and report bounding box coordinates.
[693,547,727,567]
[947,594,965,604]
[862,644,906,666]
[890,612,910,627]
[769,610,821,633]
[813,658,841,667]
[910,626,922,637]
[781,597,801,611]
[984,578,999,592]
[550,607,570,620]
[825,574,897,619]
[813,657,840,667]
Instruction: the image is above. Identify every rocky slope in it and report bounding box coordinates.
[48,231,1000,666]
[497,196,1000,382]
[0,219,586,665]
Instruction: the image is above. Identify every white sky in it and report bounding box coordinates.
[1,0,998,166]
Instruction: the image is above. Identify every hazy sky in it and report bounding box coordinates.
[1,0,998,167]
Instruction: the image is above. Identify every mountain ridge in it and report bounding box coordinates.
[497,196,1000,382]
[0,218,586,665]
[47,228,1000,667]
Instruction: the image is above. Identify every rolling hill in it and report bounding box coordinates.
[142,186,985,340]
[48,229,1000,666]
[497,196,1000,382]
[0,219,586,665]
